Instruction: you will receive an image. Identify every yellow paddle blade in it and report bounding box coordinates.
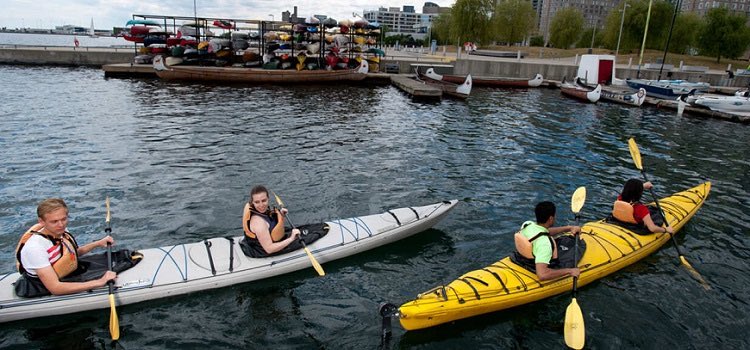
[564,298,585,349]
[303,245,325,276]
[628,138,643,171]
[680,256,711,290]
[105,197,111,224]
[271,190,285,208]
[571,187,586,214]
[109,294,120,340]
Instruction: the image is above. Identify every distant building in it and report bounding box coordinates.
[538,0,619,45]
[364,2,449,40]
[681,0,750,17]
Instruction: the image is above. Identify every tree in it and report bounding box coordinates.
[600,0,674,52]
[624,0,673,50]
[669,12,702,54]
[549,7,584,49]
[450,0,495,45]
[697,7,750,63]
[492,0,536,45]
[431,12,453,45]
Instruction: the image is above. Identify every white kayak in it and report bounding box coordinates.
[0,200,458,323]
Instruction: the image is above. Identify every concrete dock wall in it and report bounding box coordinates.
[0,47,133,67]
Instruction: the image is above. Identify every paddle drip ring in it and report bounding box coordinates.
[637,89,646,98]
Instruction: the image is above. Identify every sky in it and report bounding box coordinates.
[1,0,455,30]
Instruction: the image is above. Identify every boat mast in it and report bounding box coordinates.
[636,0,654,78]
[658,0,682,80]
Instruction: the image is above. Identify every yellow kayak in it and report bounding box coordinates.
[396,182,711,331]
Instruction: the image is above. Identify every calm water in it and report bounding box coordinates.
[0,65,748,349]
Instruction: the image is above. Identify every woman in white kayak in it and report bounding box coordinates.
[14,198,125,297]
[240,185,329,257]
[241,185,300,256]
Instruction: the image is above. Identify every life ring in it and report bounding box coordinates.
[637,89,646,98]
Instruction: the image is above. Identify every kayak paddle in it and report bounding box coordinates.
[564,186,586,350]
[105,197,120,340]
[271,191,325,277]
[628,138,710,290]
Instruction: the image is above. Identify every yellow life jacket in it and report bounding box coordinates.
[514,221,557,260]
[242,203,286,242]
[612,200,638,224]
[15,224,79,279]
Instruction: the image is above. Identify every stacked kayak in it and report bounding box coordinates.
[0,200,457,323]
[396,183,710,331]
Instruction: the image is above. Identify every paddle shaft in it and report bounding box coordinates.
[572,214,580,297]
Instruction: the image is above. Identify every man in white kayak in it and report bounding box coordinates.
[512,201,583,281]
[14,198,116,297]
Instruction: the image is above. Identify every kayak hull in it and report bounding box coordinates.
[0,200,458,323]
[397,183,710,331]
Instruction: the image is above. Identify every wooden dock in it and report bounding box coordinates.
[390,74,442,99]
[102,63,155,78]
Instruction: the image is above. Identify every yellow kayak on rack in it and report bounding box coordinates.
[397,182,711,331]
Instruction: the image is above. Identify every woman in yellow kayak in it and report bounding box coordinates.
[512,201,583,281]
[611,179,675,234]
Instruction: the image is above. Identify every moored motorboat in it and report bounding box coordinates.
[417,69,472,99]
[425,69,542,88]
[153,55,369,84]
[389,183,710,331]
[687,94,750,116]
[625,79,705,100]
[0,200,458,323]
[560,78,601,103]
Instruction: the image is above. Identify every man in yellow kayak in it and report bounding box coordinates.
[512,201,583,281]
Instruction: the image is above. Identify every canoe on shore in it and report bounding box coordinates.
[0,200,458,323]
[390,183,710,331]
[425,69,543,88]
[153,55,369,84]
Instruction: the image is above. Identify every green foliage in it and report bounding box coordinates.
[450,0,495,44]
[530,35,544,47]
[698,7,750,62]
[384,34,417,46]
[549,7,584,49]
[577,27,605,49]
[431,12,453,45]
[492,0,536,44]
[626,0,673,50]
[669,12,702,54]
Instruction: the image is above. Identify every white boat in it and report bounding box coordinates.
[687,94,750,116]
[0,200,458,323]
[89,18,97,38]
[600,87,647,107]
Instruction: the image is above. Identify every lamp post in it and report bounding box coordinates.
[616,1,630,57]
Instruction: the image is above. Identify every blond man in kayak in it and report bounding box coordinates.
[15,198,116,296]
[513,201,582,281]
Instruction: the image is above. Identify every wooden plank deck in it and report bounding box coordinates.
[390,74,442,98]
